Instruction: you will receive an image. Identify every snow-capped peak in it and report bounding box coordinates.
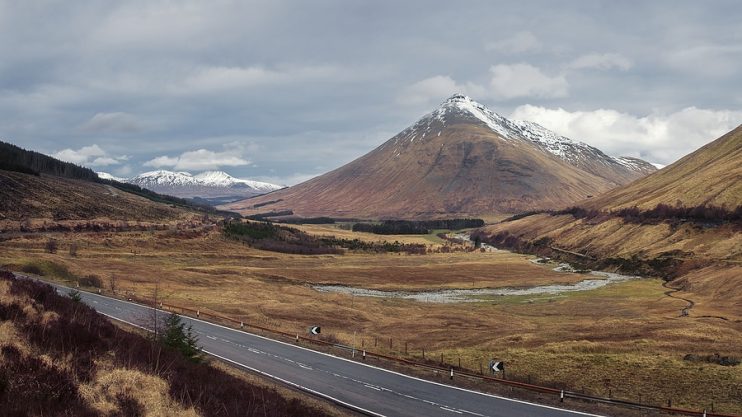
[123,169,284,191]
[389,93,655,176]
[194,170,284,192]
[132,170,199,186]
[194,170,239,187]
[97,172,127,182]
[436,93,515,139]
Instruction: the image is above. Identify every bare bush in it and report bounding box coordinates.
[69,242,78,257]
[45,238,58,254]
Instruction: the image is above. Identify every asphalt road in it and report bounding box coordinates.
[34,277,603,417]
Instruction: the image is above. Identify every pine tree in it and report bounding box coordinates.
[161,313,203,362]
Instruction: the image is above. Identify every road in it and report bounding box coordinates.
[35,277,603,417]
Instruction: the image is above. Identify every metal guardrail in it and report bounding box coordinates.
[142,298,739,417]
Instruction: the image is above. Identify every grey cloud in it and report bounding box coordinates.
[0,1,739,185]
[79,112,142,133]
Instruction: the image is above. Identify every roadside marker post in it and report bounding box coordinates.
[560,390,564,403]
[450,368,454,380]
[489,360,505,375]
[362,350,366,360]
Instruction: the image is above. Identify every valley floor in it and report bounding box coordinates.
[1,225,740,414]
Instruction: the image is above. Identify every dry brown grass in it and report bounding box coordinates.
[80,367,201,417]
[584,125,742,210]
[2,229,740,414]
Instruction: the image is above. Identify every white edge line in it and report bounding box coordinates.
[44,279,604,417]
[95,311,385,417]
[204,350,386,417]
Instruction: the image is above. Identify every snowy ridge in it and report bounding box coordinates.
[395,94,650,174]
[97,172,127,182]
[97,170,284,197]
[131,170,199,187]
[611,156,657,173]
[126,170,284,191]
[193,171,284,192]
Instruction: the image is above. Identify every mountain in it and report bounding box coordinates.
[225,94,655,219]
[112,170,284,205]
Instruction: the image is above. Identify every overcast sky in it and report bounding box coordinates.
[2,1,741,184]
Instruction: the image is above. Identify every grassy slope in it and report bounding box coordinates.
[586,125,742,210]
[2,230,740,413]
[479,126,742,309]
[0,272,333,417]
[0,169,193,222]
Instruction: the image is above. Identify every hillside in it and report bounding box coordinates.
[0,271,332,417]
[0,140,98,180]
[475,125,742,314]
[225,95,655,219]
[0,169,194,224]
[584,124,742,210]
[0,141,239,229]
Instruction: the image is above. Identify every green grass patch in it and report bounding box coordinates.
[423,229,448,244]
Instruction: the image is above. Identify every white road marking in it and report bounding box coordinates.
[441,407,464,414]
[37,279,605,417]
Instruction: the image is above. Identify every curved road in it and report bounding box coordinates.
[36,277,602,417]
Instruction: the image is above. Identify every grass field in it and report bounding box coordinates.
[1,227,740,414]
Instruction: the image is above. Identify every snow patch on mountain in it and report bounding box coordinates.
[96,170,284,202]
[97,172,127,182]
[193,171,283,192]
[395,94,654,176]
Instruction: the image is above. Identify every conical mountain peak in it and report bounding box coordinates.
[227,94,655,218]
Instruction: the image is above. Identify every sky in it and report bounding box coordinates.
[1,1,741,185]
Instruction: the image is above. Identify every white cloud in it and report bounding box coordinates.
[52,144,127,167]
[79,112,142,133]
[485,31,541,54]
[489,64,568,99]
[568,53,632,71]
[143,147,251,171]
[397,75,484,107]
[510,104,742,164]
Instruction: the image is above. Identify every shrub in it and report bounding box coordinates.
[78,274,103,288]
[352,219,485,235]
[45,238,58,254]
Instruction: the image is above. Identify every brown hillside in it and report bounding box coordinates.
[586,125,742,210]
[0,170,192,222]
[226,95,654,219]
[478,125,742,317]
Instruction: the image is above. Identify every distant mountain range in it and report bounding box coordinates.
[226,94,656,219]
[98,170,284,205]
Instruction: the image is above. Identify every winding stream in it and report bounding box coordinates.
[313,234,640,303]
[312,270,638,303]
